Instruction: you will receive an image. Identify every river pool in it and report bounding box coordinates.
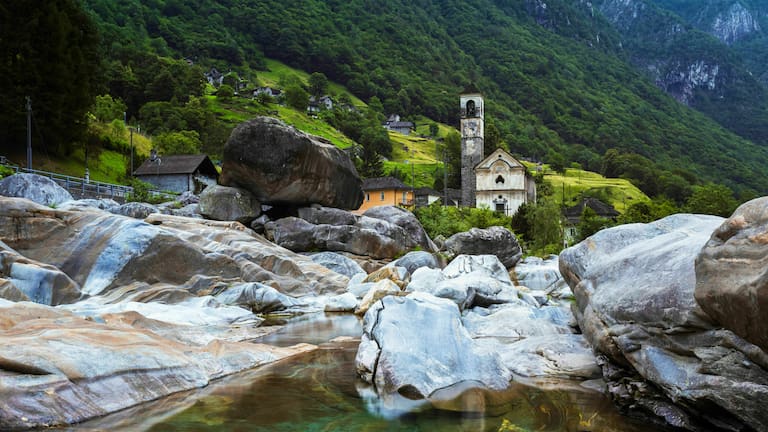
[70,314,659,432]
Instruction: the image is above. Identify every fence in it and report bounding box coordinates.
[0,158,175,203]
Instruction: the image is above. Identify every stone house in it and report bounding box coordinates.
[383,114,415,136]
[133,154,219,194]
[205,68,224,87]
[357,176,413,213]
[254,87,282,98]
[474,148,536,216]
[308,95,333,113]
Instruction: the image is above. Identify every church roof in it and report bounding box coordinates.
[475,148,524,171]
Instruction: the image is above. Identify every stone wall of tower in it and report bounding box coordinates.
[460,93,484,207]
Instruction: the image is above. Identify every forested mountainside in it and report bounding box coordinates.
[591,0,768,145]
[0,0,743,200]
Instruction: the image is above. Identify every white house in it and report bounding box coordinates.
[475,148,536,216]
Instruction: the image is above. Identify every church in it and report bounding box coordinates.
[460,87,536,216]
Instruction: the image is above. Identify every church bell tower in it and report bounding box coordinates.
[460,86,484,207]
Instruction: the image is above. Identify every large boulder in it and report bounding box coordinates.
[309,252,366,278]
[355,292,512,399]
[445,226,522,268]
[265,216,411,259]
[0,173,72,206]
[199,184,261,224]
[363,206,437,252]
[695,197,768,351]
[560,214,768,431]
[220,117,363,209]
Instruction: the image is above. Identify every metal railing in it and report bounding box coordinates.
[1,159,175,202]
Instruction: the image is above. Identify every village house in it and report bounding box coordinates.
[133,154,219,194]
[357,176,413,213]
[308,95,333,113]
[414,187,442,208]
[383,114,415,136]
[474,148,536,216]
[254,87,282,98]
[204,68,225,87]
[563,197,620,243]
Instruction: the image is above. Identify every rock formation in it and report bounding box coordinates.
[445,226,522,268]
[561,214,768,431]
[0,173,72,206]
[265,205,433,260]
[199,184,261,224]
[695,197,768,351]
[220,116,363,209]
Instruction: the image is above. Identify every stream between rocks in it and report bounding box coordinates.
[68,314,659,432]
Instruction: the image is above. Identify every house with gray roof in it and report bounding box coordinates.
[133,154,219,194]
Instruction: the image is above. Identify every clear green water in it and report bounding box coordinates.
[72,314,659,432]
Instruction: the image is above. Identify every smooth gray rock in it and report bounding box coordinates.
[215,282,299,313]
[695,197,768,351]
[512,255,569,296]
[0,173,72,206]
[309,252,366,278]
[265,217,410,259]
[363,206,437,252]
[171,203,202,218]
[0,250,81,305]
[388,251,440,275]
[347,273,376,298]
[355,292,512,399]
[324,292,358,312]
[493,334,600,379]
[443,254,512,284]
[110,202,160,219]
[59,198,118,212]
[220,116,363,209]
[298,205,357,225]
[407,255,520,309]
[561,213,768,431]
[445,226,522,268]
[199,184,261,224]
[462,303,573,340]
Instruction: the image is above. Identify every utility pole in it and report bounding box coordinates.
[130,127,134,177]
[443,146,448,206]
[26,96,32,170]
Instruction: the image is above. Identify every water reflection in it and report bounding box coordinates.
[70,313,659,432]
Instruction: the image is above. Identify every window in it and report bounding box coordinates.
[366,193,370,202]
[495,203,505,213]
[466,100,476,117]
[496,175,505,184]
[402,191,408,203]
[380,191,385,201]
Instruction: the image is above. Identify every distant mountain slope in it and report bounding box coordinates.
[82,0,768,195]
[648,0,768,85]
[591,0,768,145]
